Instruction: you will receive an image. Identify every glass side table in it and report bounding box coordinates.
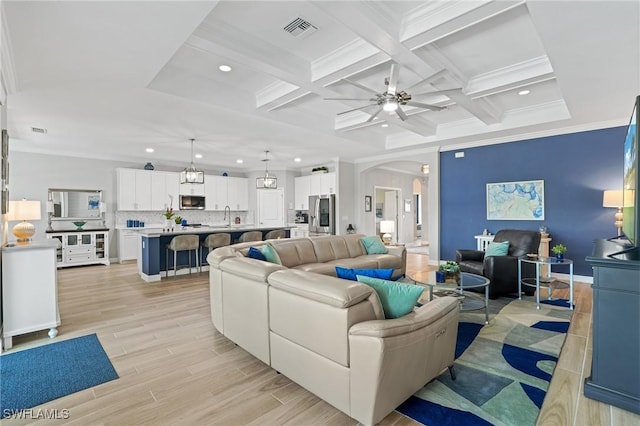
[518,256,574,310]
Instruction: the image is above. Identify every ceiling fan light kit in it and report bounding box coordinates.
[180,138,204,184]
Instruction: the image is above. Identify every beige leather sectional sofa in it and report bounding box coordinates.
[208,234,459,425]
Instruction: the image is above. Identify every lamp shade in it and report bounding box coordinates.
[380,220,395,233]
[603,190,624,208]
[7,200,41,221]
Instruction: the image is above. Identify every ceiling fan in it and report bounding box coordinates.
[325,64,459,122]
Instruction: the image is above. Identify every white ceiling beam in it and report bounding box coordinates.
[401,0,525,48]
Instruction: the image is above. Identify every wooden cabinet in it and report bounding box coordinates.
[117,168,154,210]
[118,229,139,262]
[294,175,311,210]
[205,175,249,211]
[585,240,640,414]
[2,240,60,350]
[47,230,110,267]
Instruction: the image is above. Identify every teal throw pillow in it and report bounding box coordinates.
[335,266,394,281]
[360,236,388,254]
[261,244,281,264]
[247,246,267,261]
[356,275,424,319]
[485,240,509,256]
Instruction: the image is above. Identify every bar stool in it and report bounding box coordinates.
[165,235,199,277]
[237,231,263,243]
[264,229,285,240]
[200,233,231,270]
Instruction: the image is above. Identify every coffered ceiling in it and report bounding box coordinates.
[3,1,639,173]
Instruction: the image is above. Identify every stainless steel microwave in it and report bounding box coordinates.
[180,195,205,210]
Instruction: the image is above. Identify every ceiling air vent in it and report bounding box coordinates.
[283,17,317,39]
[31,127,47,134]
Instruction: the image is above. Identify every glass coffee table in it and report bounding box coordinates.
[409,270,491,324]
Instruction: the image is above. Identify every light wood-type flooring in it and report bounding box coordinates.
[4,253,639,425]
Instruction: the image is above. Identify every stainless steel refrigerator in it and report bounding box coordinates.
[309,194,335,236]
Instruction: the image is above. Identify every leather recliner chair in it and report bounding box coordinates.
[456,229,541,299]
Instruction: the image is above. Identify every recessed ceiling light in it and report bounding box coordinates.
[381,123,389,128]
[195,154,203,159]
[145,148,154,153]
[219,65,232,72]
[518,89,531,96]
[294,157,301,162]
[236,159,243,164]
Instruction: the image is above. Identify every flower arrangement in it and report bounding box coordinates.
[163,207,175,220]
[438,261,461,273]
[551,244,567,255]
[163,195,175,220]
[174,215,182,225]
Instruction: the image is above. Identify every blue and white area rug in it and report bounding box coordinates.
[1,334,118,418]
[397,297,572,426]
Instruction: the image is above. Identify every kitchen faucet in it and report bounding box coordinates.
[224,205,231,227]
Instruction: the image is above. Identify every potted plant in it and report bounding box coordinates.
[311,166,328,174]
[438,261,461,283]
[551,244,567,261]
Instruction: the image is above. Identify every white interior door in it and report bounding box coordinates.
[384,190,399,243]
[257,189,284,227]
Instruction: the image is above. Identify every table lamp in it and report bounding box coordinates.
[602,190,624,235]
[7,199,42,242]
[380,220,395,244]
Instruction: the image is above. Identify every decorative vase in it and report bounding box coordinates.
[144,162,154,170]
[445,271,460,284]
[164,219,173,229]
[556,253,564,261]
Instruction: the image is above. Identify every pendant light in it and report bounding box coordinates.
[256,150,277,189]
[180,138,204,184]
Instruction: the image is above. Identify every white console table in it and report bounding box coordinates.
[46,229,110,267]
[2,240,61,350]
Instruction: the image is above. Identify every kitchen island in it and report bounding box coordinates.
[137,225,290,282]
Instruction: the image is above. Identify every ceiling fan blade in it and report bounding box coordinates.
[395,107,408,121]
[366,106,384,122]
[324,97,377,101]
[341,78,379,95]
[405,101,444,111]
[337,104,378,115]
[387,64,399,96]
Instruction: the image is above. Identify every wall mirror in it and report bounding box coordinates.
[48,188,102,220]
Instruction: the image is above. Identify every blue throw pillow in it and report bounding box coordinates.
[485,240,509,256]
[335,266,394,281]
[247,246,266,261]
[360,236,388,254]
[356,275,424,319]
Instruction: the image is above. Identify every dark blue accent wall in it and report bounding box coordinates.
[440,126,627,276]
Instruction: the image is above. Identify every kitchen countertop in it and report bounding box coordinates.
[136,225,290,237]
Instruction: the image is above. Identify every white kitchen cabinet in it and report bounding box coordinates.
[258,188,284,227]
[309,173,322,196]
[47,230,110,268]
[228,177,249,210]
[320,172,336,195]
[290,224,309,238]
[2,240,60,350]
[205,175,248,210]
[180,182,205,196]
[118,229,139,262]
[294,175,311,210]
[117,168,153,211]
[151,172,180,211]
